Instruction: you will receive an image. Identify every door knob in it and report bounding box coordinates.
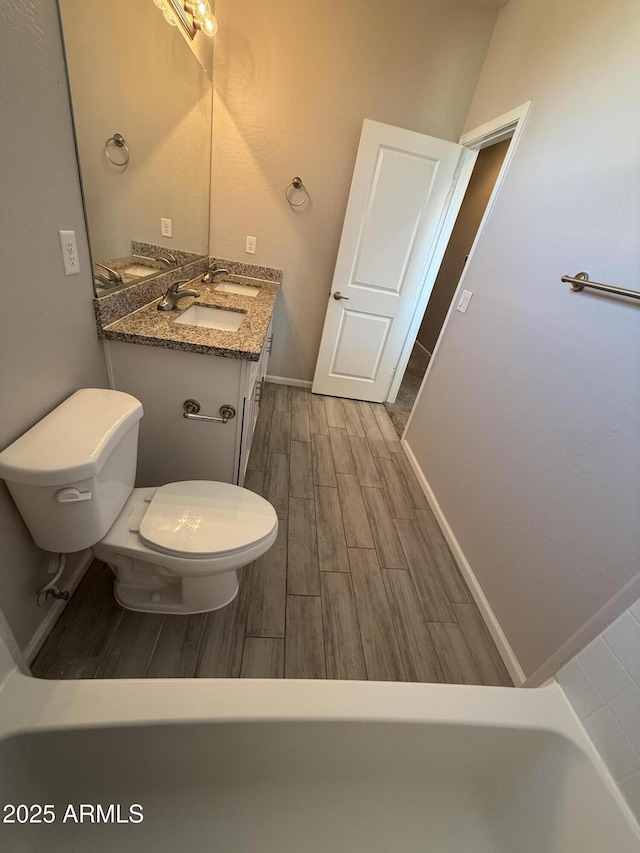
[333,291,350,300]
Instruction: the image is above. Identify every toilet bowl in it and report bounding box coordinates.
[0,389,278,615]
[94,482,278,614]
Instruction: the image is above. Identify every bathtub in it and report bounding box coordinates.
[0,673,638,852]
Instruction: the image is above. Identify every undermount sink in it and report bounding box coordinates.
[123,264,159,277]
[214,281,260,298]
[174,305,246,332]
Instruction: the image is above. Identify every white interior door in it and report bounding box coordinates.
[312,119,471,402]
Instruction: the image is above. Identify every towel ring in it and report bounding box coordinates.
[105,133,130,167]
[286,176,309,208]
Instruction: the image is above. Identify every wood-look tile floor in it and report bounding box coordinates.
[32,384,511,687]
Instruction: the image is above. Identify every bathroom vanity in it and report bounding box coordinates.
[96,261,280,488]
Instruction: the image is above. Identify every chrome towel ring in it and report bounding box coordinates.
[286,176,309,208]
[105,133,130,167]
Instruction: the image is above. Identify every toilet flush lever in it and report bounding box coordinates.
[56,488,92,503]
[183,400,236,424]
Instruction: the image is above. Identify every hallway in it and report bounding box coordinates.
[33,384,511,686]
[384,342,431,437]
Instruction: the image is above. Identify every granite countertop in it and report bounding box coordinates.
[94,244,206,292]
[94,256,168,289]
[102,273,279,361]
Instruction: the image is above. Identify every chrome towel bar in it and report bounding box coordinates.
[562,271,640,301]
[183,400,236,424]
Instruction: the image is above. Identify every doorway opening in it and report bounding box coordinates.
[384,137,511,436]
[312,103,529,410]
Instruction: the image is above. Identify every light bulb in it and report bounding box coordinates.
[202,14,217,35]
[194,12,217,36]
[163,7,178,26]
[186,0,210,19]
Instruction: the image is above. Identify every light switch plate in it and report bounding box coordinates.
[59,230,79,275]
[456,290,473,314]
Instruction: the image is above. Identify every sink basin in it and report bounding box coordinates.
[214,281,260,298]
[174,305,246,332]
[123,264,159,277]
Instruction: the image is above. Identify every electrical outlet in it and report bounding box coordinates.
[245,235,257,255]
[161,218,173,238]
[59,230,80,275]
[456,290,473,314]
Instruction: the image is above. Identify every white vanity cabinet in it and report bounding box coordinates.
[103,321,272,489]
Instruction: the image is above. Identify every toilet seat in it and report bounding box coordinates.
[95,484,278,578]
[93,482,278,614]
[140,481,277,559]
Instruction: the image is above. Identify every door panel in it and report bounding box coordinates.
[312,119,468,402]
[354,149,438,292]
[331,310,392,381]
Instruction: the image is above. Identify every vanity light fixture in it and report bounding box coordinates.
[185,0,218,35]
[153,0,217,39]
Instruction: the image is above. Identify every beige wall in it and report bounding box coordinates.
[417,139,509,354]
[406,0,640,681]
[60,0,212,261]
[210,0,498,381]
[0,0,108,650]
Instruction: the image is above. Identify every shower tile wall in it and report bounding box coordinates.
[558,599,640,822]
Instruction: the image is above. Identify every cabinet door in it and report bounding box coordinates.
[106,340,243,487]
[261,319,273,384]
[237,323,271,486]
[238,372,262,486]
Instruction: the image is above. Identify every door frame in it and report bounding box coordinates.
[388,101,532,406]
[313,121,469,402]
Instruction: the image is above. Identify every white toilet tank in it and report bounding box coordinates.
[0,389,143,553]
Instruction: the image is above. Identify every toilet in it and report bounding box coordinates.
[0,389,278,614]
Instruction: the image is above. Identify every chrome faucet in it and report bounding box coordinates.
[94,273,116,289]
[157,279,200,311]
[155,252,178,268]
[201,264,229,284]
[95,262,123,285]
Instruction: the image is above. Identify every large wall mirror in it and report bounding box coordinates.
[58,0,213,296]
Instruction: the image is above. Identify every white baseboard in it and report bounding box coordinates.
[401,440,526,686]
[265,375,313,389]
[23,549,93,665]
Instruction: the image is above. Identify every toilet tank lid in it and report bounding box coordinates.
[0,389,143,487]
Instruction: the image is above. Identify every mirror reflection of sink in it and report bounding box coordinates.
[214,281,260,298]
[174,305,246,332]
[123,264,159,277]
